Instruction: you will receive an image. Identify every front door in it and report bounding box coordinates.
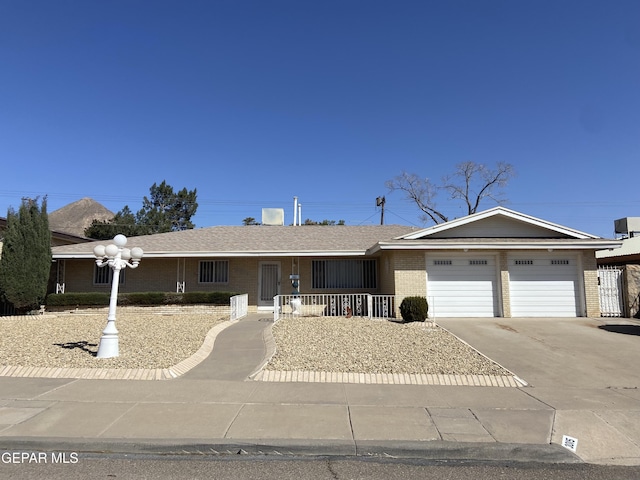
[258,261,281,308]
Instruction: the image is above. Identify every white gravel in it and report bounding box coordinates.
[0,312,227,369]
[0,313,511,377]
[265,316,511,376]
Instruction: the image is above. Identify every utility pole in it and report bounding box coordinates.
[376,196,385,225]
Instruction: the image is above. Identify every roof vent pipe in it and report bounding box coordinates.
[298,203,302,226]
[293,196,298,227]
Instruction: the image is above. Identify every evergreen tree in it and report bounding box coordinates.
[84,206,139,240]
[84,181,198,239]
[0,197,52,313]
[137,181,198,234]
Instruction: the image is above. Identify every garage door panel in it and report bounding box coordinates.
[509,257,579,317]
[428,257,497,318]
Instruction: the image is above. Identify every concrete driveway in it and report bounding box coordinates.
[436,317,640,464]
[436,317,640,389]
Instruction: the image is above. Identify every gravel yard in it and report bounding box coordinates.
[265,316,511,376]
[0,313,511,377]
[0,312,227,370]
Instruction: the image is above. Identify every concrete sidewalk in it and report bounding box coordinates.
[0,314,639,465]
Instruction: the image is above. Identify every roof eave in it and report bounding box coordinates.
[373,239,623,251]
[52,250,370,260]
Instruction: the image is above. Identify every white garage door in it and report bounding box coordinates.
[427,256,498,317]
[508,257,579,317]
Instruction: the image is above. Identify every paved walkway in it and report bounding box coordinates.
[0,314,524,387]
[0,314,639,466]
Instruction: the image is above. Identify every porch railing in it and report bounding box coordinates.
[273,293,396,321]
[230,293,249,321]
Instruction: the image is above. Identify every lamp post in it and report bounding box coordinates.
[92,234,143,358]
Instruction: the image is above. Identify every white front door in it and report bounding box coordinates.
[258,261,281,308]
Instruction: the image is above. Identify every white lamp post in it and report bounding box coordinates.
[93,234,143,358]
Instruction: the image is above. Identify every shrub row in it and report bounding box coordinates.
[45,291,240,307]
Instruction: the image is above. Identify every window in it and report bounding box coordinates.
[312,259,377,289]
[199,260,229,283]
[551,259,570,265]
[515,260,534,265]
[93,266,125,285]
[433,259,453,265]
[469,260,488,265]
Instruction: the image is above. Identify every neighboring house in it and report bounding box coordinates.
[596,218,640,318]
[50,207,621,318]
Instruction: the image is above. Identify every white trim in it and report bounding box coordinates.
[52,250,370,260]
[371,239,621,254]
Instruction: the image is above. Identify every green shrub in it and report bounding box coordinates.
[119,292,166,305]
[46,292,110,307]
[182,291,237,305]
[46,291,239,307]
[399,296,429,322]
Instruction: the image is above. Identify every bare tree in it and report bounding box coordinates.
[386,162,515,224]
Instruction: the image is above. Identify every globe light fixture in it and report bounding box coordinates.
[92,234,143,358]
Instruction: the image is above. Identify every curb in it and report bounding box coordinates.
[0,438,582,464]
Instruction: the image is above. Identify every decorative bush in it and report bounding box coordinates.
[399,296,429,322]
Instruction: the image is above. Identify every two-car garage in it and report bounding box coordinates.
[426,253,581,318]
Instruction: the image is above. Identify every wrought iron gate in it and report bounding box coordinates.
[598,266,624,317]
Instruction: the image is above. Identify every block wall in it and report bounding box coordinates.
[392,251,427,314]
[582,251,600,317]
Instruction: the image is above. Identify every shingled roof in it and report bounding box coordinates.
[51,225,420,258]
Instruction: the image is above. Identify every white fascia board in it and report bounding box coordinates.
[142,251,368,258]
[372,239,622,252]
[52,250,368,259]
[397,207,600,240]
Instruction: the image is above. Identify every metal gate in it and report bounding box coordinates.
[598,266,624,317]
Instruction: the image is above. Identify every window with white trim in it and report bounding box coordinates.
[312,259,377,289]
[199,260,229,283]
[469,260,488,265]
[551,259,570,265]
[93,266,125,285]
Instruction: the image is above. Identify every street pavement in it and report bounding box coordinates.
[0,313,639,466]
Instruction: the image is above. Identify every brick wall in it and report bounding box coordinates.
[499,251,511,318]
[392,251,426,315]
[582,251,600,317]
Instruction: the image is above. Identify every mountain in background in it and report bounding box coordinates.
[48,198,114,237]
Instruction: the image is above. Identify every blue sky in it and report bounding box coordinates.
[1,0,638,237]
